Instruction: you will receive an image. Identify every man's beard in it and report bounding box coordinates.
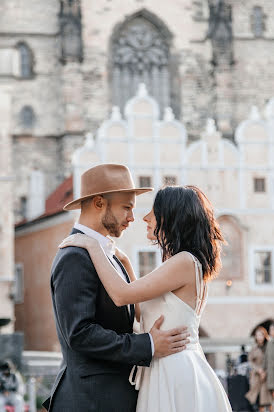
[102,206,122,237]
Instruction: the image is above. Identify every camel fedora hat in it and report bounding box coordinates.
[63,163,153,211]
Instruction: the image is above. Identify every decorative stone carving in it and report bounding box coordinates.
[207,0,234,67]
[163,107,175,122]
[249,105,261,121]
[206,118,217,134]
[265,98,274,120]
[111,10,173,116]
[59,0,83,63]
[192,0,209,21]
[110,106,122,121]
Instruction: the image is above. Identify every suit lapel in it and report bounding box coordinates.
[70,228,135,324]
[112,255,135,324]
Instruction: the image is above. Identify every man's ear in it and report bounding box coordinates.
[93,195,106,211]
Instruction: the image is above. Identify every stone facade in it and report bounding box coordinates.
[0,87,15,333]
[0,0,274,222]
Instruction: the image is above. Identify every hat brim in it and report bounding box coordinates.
[63,187,153,211]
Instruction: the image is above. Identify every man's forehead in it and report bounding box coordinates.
[111,191,136,205]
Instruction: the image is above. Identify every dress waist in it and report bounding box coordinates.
[129,342,201,390]
[184,342,199,351]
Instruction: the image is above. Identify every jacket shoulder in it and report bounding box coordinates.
[51,246,95,275]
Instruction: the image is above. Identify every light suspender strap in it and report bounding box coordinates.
[185,252,201,314]
[196,262,204,316]
[194,258,203,315]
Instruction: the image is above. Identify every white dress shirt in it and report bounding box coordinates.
[74,223,154,356]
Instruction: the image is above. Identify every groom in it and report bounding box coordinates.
[43,164,189,412]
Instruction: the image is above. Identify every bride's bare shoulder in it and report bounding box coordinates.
[165,251,196,281]
[169,250,194,263]
[164,251,195,270]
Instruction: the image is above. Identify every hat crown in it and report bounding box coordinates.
[63,163,153,211]
[81,164,135,197]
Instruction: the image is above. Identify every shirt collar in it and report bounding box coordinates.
[74,222,115,257]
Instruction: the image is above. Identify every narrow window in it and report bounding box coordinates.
[138,251,156,277]
[13,263,24,304]
[163,176,177,186]
[254,177,265,193]
[139,176,152,188]
[18,43,33,78]
[19,106,35,129]
[254,251,272,285]
[251,6,265,38]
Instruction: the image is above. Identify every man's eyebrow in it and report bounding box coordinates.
[125,201,135,207]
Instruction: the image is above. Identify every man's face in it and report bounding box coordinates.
[101,192,136,237]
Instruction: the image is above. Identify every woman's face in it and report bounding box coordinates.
[255,330,265,345]
[143,209,157,240]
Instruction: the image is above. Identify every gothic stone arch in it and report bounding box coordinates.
[109,9,180,118]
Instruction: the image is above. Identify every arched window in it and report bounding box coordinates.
[251,6,265,38]
[19,106,35,128]
[17,43,33,78]
[110,10,178,117]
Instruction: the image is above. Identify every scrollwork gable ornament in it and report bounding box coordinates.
[59,0,83,63]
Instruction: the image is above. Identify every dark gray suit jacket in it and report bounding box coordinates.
[43,229,152,411]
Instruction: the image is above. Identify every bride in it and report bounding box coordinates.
[59,185,232,412]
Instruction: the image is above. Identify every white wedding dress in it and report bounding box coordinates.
[131,253,232,412]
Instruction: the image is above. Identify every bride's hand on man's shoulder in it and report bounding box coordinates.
[58,234,99,250]
[114,247,129,264]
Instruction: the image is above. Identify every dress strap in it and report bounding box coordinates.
[185,252,207,316]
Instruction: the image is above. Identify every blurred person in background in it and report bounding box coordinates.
[239,345,248,364]
[245,326,272,412]
[264,322,274,411]
[0,360,24,412]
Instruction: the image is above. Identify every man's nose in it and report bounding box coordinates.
[128,210,134,222]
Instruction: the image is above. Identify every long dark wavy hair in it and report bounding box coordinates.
[153,185,225,281]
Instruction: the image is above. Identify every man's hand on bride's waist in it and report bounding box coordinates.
[150,315,190,358]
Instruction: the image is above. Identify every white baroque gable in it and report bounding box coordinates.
[71,88,274,212]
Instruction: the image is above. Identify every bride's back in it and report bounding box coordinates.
[140,253,207,346]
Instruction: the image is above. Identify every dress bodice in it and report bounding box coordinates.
[140,253,208,347]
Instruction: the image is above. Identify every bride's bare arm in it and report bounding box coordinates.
[59,234,195,307]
